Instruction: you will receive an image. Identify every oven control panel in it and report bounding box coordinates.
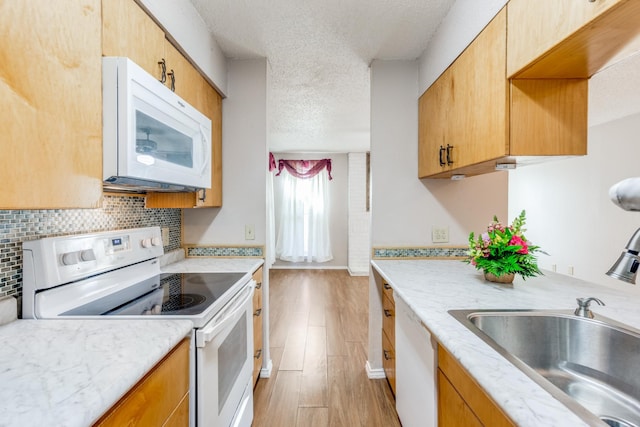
[23,227,164,291]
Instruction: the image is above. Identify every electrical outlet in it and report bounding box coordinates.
[432,226,449,243]
[245,224,255,240]
[161,227,170,246]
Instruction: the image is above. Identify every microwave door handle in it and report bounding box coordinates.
[199,124,211,177]
[196,280,255,347]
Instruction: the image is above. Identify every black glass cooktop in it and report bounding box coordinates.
[63,272,246,317]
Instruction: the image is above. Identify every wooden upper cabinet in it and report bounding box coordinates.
[164,41,206,108]
[507,0,640,78]
[418,8,588,179]
[0,0,103,209]
[419,9,509,179]
[102,0,165,81]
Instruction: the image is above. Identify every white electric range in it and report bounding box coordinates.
[22,226,255,427]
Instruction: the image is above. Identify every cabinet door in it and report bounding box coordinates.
[252,267,264,386]
[418,74,450,178]
[449,8,508,171]
[382,330,396,395]
[507,0,625,78]
[102,0,165,80]
[0,0,102,209]
[201,84,223,207]
[164,41,206,107]
[437,370,482,427]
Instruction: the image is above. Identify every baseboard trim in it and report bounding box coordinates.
[365,361,386,379]
[260,359,273,378]
[347,267,369,277]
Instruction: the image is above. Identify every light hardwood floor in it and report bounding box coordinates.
[253,269,401,427]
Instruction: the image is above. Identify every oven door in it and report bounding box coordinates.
[195,281,254,427]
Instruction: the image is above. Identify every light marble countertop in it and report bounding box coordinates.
[371,259,640,427]
[161,255,264,274]
[0,318,192,427]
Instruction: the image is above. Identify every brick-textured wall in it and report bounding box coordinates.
[0,195,181,300]
[348,152,371,275]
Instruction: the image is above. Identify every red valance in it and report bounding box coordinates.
[276,159,332,180]
[269,152,277,172]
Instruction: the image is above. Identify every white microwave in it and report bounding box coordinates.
[102,57,212,192]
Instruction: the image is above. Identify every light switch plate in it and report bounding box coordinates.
[432,226,449,243]
[245,224,255,240]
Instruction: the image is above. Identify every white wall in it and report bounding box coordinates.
[183,59,267,245]
[418,0,507,94]
[139,0,228,94]
[271,153,349,268]
[509,113,640,294]
[348,152,371,275]
[370,60,508,248]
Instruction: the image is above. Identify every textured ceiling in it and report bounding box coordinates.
[189,0,455,153]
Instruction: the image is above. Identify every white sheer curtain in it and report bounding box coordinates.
[275,168,333,263]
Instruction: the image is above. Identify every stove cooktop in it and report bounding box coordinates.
[63,272,246,317]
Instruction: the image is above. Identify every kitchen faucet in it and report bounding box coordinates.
[606,227,640,284]
[574,297,605,318]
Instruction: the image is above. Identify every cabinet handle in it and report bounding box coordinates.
[383,283,391,290]
[383,350,392,360]
[446,144,454,166]
[254,308,262,317]
[198,189,206,202]
[438,145,446,166]
[168,69,175,92]
[255,282,262,289]
[255,349,262,359]
[384,309,393,318]
[158,58,167,83]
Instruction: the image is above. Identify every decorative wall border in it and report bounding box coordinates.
[185,245,265,258]
[372,246,468,260]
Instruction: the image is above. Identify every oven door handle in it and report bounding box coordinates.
[196,280,255,348]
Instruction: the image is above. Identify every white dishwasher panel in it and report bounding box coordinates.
[395,296,437,427]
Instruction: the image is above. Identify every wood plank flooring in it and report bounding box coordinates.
[253,269,400,427]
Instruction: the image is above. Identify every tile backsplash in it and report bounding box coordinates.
[0,195,181,300]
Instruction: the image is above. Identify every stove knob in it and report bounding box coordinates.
[151,237,162,247]
[141,238,152,248]
[80,249,96,262]
[61,252,78,265]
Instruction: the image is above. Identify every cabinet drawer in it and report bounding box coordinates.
[382,293,395,344]
[382,281,394,302]
[94,338,190,426]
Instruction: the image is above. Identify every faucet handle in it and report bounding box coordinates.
[574,297,605,318]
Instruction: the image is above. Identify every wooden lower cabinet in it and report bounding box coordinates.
[381,281,396,395]
[93,338,190,427]
[252,267,264,386]
[437,345,514,427]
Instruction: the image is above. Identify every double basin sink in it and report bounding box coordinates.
[449,309,640,427]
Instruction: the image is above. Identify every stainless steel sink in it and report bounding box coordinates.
[449,309,640,427]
